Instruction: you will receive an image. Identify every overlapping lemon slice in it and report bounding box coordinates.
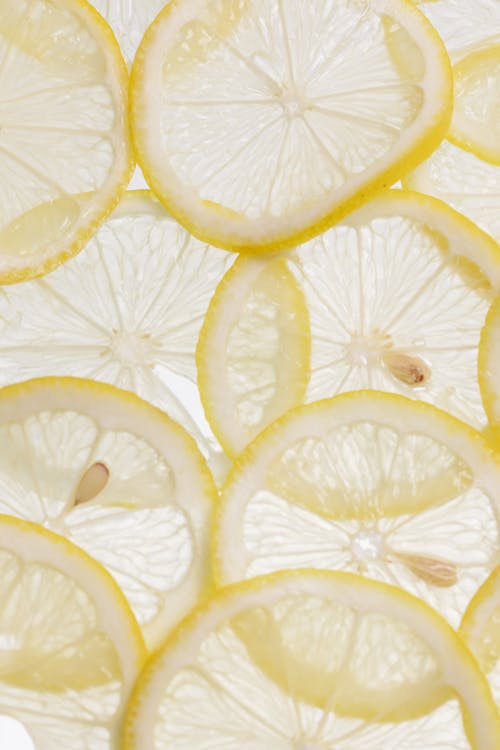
[214,391,500,628]
[461,564,500,709]
[199,191,500,455]
[0,0,132,283]
[131,0,451,253]
[405,0,500,241]
[479,294,500,433]
[124,570,500,748]
[89,0,168,66]
[0,377,216,650]
[0,515,145,749]
[0,191,232,477]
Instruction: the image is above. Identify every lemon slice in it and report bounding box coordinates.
[415,0,500,61]
[479,294,500,431]
[89,0,168,66]
[197,256,310,456]
[449,46,500,165]
[123,570,500,746]
[0,191,232,478]
[214,391,500,630]
[0,515,145,749]
[405,141,500,243]
[461,565,500,709]
[130,0,451,253]
[199,190,500,456]
[0,0,132,284]
[0,376,216,650]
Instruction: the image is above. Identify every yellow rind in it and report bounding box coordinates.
[479,295,500,437]
[130,0,453,255]
[0,0,134,285]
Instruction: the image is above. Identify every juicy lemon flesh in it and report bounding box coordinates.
[0,192,232,477]
[124,574,497,746]
[479,295,500,428]
[405,140,500,244]
[132,0,450,251]
[198,256,310,456]
[0,0,130,282]
[88,0,167,66]
[0,404,195,639]
[466,601,500,706]
[450,46,500,165]
[0,549,125,749]
[217,398,500,630]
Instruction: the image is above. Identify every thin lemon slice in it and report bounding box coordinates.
[449,46,500,165]
[89,0,168,66]
[201,190,500,454]
[130,0,451,253]
[124,570,500,746]
[214,391,500,632]
[479,294,500,431]
[0,376,216,650]
[0,0,132,284]
[416,0,500,61]
[197,257,310,456]
[461,565,500,710]
[0,191,232,478]
[0,515,146,749]
[405,141,500,243]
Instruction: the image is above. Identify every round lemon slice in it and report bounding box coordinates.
[0,376,216,650]
[123,570,500,747]
[0,515,146,749]
[415,0,500,61]
[199,190,500,456]
[89,0,168,66]
[0,191,232,478]
[214,391,500,629]
[405,140,500,244]
[197,256,310,456]
[0,0,132,284]
[130,0,451,253]
[461,565,500,710]
[449,45,500,165]
[479,294,500,431]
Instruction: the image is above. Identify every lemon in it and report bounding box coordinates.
[214,391,500,630]
[197,256,310,456]
[0,0,133,284]
[479,294,500,433]
[449,46,500,165]
[123,570,500,747]
[89,0,168,66]
[0,191,232,478]
[405,140,500,244]
[199,191,500,456]
[0,514,146,749]
[130,0,451,253]
[461,565,500,709]
[415,0,500,61]
[0,376,216,650]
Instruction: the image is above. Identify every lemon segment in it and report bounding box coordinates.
[88,0,168,66]
[214,391,500,630]
[0,0,133,283]
[197,256,310,456]
[0,191,232,478]
[131,0,451,253]
[0,515,145,749]
[461,565,500,709]
[0,377,217,650]
[124,571,500,748]
[449,46,500,165]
